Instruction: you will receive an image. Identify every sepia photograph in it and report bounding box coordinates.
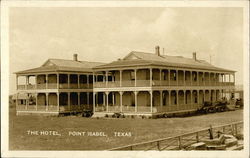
[1,1,249,158]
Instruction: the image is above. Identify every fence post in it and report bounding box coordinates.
[231,124,234,135]
[222,126,225,133]
[235,124,238,135]
[157,141,160,150]
[178,136,182,149]
[196,132,199,142]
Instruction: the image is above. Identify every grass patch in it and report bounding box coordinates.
[9,107,243,150]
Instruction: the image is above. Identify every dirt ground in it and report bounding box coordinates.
[9,107,243,150]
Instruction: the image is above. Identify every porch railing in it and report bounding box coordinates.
[48,83,57,89]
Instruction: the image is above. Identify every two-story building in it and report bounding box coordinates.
[92,46,235,118]
[14,47,235,117]
[15,54,104,115]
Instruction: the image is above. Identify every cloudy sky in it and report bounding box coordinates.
[9,7,243,94]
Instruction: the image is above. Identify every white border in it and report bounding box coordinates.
[1,1,249,158]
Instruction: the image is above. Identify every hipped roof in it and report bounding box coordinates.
[15,59,105,74]
[94,51,235,72]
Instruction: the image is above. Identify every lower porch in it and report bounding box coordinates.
[15,92,93,115]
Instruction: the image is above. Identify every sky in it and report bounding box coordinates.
[9,7,243,94]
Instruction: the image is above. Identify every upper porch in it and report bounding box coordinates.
[16,73,94,90]
[93,68,235,89]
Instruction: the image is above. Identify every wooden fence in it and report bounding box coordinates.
[109,121,243,151]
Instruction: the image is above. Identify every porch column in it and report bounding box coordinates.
[176,90,179,106]
[229,74,231,83]
[25,75,28,89]
[119,91,123,112]
[190,71,193,86]
[149,68,153,86]
[176,70,178,86]
[16,75,18,90]
[120,70,122,87]
[57,73,59,89]
[203,72,205,86]
[134,91,138,112]
[68,92,70,110]
[35,93,38,110]
[184,70,186,86]
[159,69,162,85]
[168,70,170,86]
[93,92,96,112]
[57,92,59,111]
[45,74,48,89]
[134,69,137,87]
[106,71,108,87]
[78,92,80,106]
[25,93,28,110]
[93,73,95,88]
[184,90,186,104]
[35,75,38,89]
[77,74,80,89]
[46,93,48,111]
[168,90,171,106]
[16,93,19,107]
[103,92,105,106]
[233,73,235,84]
[87,75,89,88]
[87,92,90,107]
[150,91,153,113]
[160,90,163,107]
[68,74,70,89]
[190,90,193,105]
[197,72,199,85]
[197,90,200,104]
[208,72,211,86]
[112,92,115,105]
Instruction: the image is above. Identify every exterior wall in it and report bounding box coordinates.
[137,69,149,80]
[152,69,160,80]
[122,92,134,106]
[199,90,204,103]
[122,70,132,80]
[37,94,46,105]
[48,93,57,105]
[163,91,169,106]
[170,91,177,105]
[178,71,184,81]
[48,74,57,83]
[204,90,210,101]
[37,75,46,84]
[114,71,120,81]
[153,91,160,106]
[186,91,191,104]
[138,91,150,107]
[178,91,185,104]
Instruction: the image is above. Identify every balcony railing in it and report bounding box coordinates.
[108,105,121,112]
[69,83,78,89]
[136,80,150,87]
[48,83,57,89]
[17,81,235,90]
[122,106,135,112]
[122,80,135,87]
[27,84,36,89]
[37,84,46,89]
[59,83,68,89]
[156,104,199,113]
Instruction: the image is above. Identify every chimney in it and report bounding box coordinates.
[193,52,197,61]
[155,46,160,56]
[73,54,78,61]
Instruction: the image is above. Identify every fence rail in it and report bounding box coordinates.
[109,121,243,151]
